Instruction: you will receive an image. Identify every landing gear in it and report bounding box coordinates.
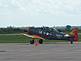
[39,39,43,44]
[68,36,74,44]
[30,40,34,44]
[30,39,43,44]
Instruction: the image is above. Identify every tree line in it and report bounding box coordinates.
[0,26,81,34]
[0,27,24,34]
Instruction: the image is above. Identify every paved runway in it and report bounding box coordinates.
[0,43,81,61]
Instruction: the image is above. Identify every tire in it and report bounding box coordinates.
[30,40,34,44]
[68,37,74,44]
[70,41,73,44]
[39,39,43,44]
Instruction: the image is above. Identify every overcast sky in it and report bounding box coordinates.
[0,0,81,27]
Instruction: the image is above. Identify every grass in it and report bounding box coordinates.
[0,34,30,43]
[0,33,81,43]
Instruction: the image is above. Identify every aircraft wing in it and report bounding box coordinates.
[22,33,45,40]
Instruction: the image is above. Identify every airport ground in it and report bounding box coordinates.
[0,43,81,61]
[0,34,81,61]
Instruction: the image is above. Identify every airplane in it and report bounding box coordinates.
[22,27,69,44]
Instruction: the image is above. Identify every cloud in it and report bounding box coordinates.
[16,0,81,16]
[0,0,81,27]
[0,0,81,16]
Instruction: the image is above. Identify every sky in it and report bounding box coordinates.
[0,0,81,27]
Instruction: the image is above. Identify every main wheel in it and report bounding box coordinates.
[39,39,43,44]
[30,40,34,44]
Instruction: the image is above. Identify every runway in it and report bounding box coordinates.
[0,43,81,61]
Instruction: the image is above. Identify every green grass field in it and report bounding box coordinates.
[0,34,81,43]
[0,34,30,43]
